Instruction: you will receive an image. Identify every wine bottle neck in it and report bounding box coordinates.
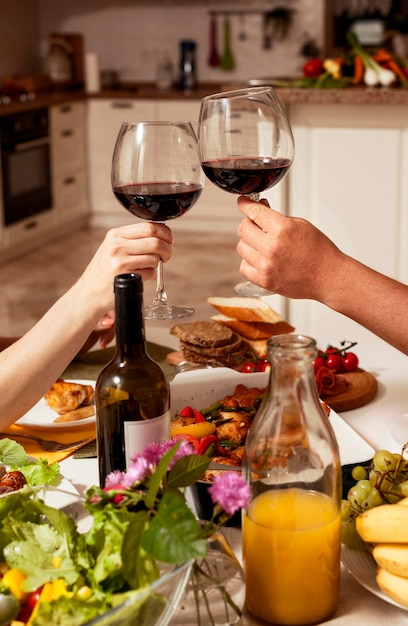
[114,274,146,350]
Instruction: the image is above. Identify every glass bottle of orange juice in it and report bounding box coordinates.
[242,334,341,625]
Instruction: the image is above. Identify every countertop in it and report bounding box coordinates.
[1,82,408,117]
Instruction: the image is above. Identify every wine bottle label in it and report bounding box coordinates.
[123,410,171,468]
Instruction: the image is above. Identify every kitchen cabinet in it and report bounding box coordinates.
[50,101,88,226]
[285,103,408,342]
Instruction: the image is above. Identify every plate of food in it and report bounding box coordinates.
[16,378,96,429]
[341,539,408,611]
[170,367,375,468]
[0,438,81,512]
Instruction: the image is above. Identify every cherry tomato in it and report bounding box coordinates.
[342,351,359,372]
[325,353,344,372]
[256,360,271,373]
[303,58,324,78]
[241,362,257,373]
[325,346,340,354]
[27,587,43,612]
[313,356,326,374]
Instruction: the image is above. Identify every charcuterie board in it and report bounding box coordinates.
[321,369,378,412]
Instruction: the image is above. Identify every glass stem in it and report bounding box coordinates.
[153,259,171,305]
[247,192,260,201]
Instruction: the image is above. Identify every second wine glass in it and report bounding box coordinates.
[198,86,295,297]
[112,121,204,320]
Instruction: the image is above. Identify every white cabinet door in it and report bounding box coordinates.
[51,102,88,225]
[87,99,158,226]
[287,104,408,343]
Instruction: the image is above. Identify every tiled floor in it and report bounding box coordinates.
[0,226,241,339]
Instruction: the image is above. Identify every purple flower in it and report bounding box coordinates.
[123,456,152,487]
[105,470,125,489]
[208,472,251,516]
[169,439,197,467]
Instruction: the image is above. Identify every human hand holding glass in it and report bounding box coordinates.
[198,86,294,296]
[111,121,204,319]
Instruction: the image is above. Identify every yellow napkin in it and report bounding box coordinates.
[3,423,96,464]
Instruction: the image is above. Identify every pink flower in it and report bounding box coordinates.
[169,439,196,467]
[123,456,152,486]
[208,472,251,516]
[105,470,125,490]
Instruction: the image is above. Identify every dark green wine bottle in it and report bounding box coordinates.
[96,273,170,486]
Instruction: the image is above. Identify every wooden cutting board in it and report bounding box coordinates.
[167,351,378,412]
[321,369,378,412]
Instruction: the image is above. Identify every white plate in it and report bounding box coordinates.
[0,459,81,510]
[16,379,95,429]
[170,368,375,466]
[341,540,408,611]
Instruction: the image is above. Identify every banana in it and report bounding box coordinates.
[356,504,408,543]
[376,567,408,608]
[373,543,408,578]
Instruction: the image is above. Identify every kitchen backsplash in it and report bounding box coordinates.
[0,0,325,87]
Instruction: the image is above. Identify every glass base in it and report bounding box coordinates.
[144,303,196,320]
[234,281,273,297]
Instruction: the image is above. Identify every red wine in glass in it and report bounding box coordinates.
[201,157,291,196]
[198,86,295,297]
[112,120,204,319]
[113,182,203,221]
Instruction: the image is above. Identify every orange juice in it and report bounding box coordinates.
[243,488,341,625]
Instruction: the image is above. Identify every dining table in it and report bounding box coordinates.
[19,324,408,625]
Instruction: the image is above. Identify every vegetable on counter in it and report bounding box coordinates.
[294,32,408,89]
[347,31,407,87]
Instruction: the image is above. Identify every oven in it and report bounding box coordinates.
[0,108,53,226]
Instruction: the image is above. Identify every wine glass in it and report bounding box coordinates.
[112,121,204,319]
[198,86,295,297]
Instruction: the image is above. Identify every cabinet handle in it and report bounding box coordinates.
[111,101,133,109]
[63,177,76,185]
[61,129,74,138]
[60,105,73,114]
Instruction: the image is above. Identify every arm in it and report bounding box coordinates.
[236,196,408,355]
[0,222,173,428]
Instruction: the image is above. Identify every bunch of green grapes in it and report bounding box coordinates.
[342,443,408,524]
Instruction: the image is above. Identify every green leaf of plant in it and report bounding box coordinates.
[144,444,180,509]
[141,492,207,563]
[0,439,28,467]
[167,454,209,488]
[122,510,159,589]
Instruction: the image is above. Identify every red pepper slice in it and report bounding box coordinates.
[197,434,218,456]
[179,406,194,419]
[193,409,206,423]
[172,433,200,451]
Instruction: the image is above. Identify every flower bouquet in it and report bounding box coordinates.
[0,439,249,625]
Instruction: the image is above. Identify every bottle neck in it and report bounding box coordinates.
[114,288,146,358]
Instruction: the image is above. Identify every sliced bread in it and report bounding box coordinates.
[211,313,294,340]
[207,296,285,323]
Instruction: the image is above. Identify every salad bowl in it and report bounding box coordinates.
[0,486,192,626]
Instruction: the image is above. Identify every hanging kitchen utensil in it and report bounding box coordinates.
[238,14,247,42]
[220,16,235,71]
[208,14,220,68]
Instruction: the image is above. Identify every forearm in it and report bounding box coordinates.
[321,255,408,355]
[0,284,105,428]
